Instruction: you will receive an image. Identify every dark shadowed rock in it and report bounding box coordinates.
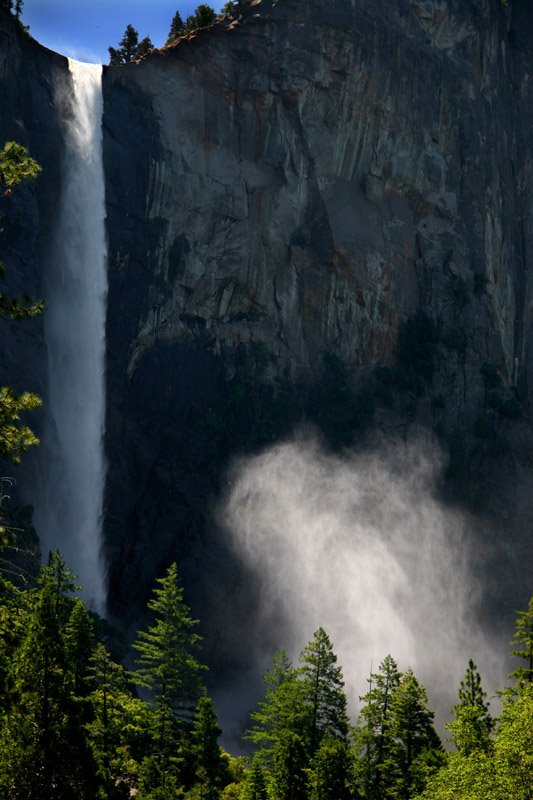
[0,0,532,703]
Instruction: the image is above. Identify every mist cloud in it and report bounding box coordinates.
[222,433,506,732]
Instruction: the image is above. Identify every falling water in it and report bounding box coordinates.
[34,60,108,612]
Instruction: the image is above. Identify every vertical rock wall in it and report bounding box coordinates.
[101,0,533,639]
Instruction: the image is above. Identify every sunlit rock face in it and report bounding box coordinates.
[101,0,533,632]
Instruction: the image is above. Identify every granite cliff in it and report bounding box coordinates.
[0,0,532,678]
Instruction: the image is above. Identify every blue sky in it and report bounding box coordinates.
[22,0,224,64]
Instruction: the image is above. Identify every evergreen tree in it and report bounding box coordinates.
[240,755,267,800]
[415,684,533,800]
[246,649,307,765]
[355,655,402,799]
[0,578,99,799]
[88,642,152,797]
[388,668,442,799]
[65,598,95,698]
[166,10,185,43]
[309,737,355,800]
[510,595,533,686]
[185,4,216,31]
[298,627,349,754]
[0,568,28,714]
[38,549,79,624]
[136,35,153,59]
[132,562,205,792]
[220,1,238,17]
[268,729,309,800]
[447,659,493,755]
[187,696,230,799]
[108,24,153,65]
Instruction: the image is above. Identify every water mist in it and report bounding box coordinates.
[223,435,506,732]
[34,60,108,612]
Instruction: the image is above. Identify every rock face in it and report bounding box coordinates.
[1,1,532,681]
[102,0,533,635]
[0,14,67,410]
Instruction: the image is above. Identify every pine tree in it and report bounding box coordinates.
[167,10,185,43]
[188,696,230,799]
[447,659,493,755]
[65,598,95,697]
[416,685,533,800]
[356,654,402,799]
[0,578,99,799]
[220,1,238,17]
[108,25,153,65]
[388,668,442,799]
[38,549,79,624]
[246,649,307,765]
[268,730,309,800]
[136,35,153,59]
[298,627,349,754]
[132,562,205,791]
[185,4,216,32]
[240,755,267,800]
[510,595,533,686]
[309,737,355,800]
[88,642,152,796]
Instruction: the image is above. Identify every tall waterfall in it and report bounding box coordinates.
[34,60,108,612]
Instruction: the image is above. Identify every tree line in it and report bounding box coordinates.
[108,2,247,66]
[0,548,531,800]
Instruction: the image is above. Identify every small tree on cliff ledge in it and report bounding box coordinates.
[108,24,153,65]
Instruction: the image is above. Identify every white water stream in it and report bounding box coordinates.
[34,60,108,612]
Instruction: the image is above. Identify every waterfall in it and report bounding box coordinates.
[34,60,108,612]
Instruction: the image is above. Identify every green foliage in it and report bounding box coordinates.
[309,738,355,800]
[88,642,153,796]
[389,669,442,797]
[0,141,43,466]
[0,386,41,463]
[355,659,442,799]
[246,649,307,766]
[186,696,231,799]
[447,659,493,755]
[240,756,267,800]
[132,562,206,795]
[510,595,533,686]
[166,10,185,43]
[186,4,217,31]
[268,729,309,800]
[0,141,40,188]
[0,570,99,799]
[132,562,205,718]
[414,685,533,800]
[298,627,349,753]
[220,1,238,17]
[355,655,402,799]
[247,632,351,799]
[0,551,531,800]
[108,24,153,65]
